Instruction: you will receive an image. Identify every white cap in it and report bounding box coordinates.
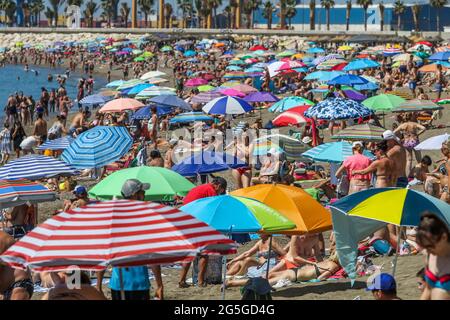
[382,130,401,143]
[302,136,312,144]
[352,141,364,148]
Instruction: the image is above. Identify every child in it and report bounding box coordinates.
[409,155,432,186]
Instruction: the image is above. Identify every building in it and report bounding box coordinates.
[254,2,450,32]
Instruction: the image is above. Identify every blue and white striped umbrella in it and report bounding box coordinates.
[79,94,112,105]
[312,54,344,65]
[304,98,372,120]
[202,96,253,115]
[37,137,75,151]
[0,155,78,180]
[62,126,133,169]
[302,141,375,163]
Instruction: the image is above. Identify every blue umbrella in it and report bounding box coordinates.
[0,155,78,180]
[304,98,373,120]
[148,95,192,111]
[307,47,325,54]
[187,58,200,63]
[184,50,197,57]
[269,96,314,112]
[79,94,112,105]
[105,80,125,88]
[121,83,155,95]
[226,65,243,71]
[203,96,253,115]
[172,151,246,176]
[343,59,380,72]
[328,74,369,86]
[61,126,133,169]
[131,105,172,120]
[354,82,379,91]
[169,112,214,124]
[302,141,375,163]
[429,51,450,61]
[304,71,345,82]
[37,137,75,151]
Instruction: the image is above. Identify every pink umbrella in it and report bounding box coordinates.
[232,84,259,94]
[219,88,246,98]
[276,60,306,72]
[245,58,259,64]
[99,98,145,113]
[201,73,215,81]
[185,78,208,87]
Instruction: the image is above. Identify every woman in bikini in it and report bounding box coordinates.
[416,212,450,300]
[227,135,252,189]
[226,234,286,278]
[394,121,426,178]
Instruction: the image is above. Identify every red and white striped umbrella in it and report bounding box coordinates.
[0,200,237,272]
[276,60,306,72]
[272,106,311,127]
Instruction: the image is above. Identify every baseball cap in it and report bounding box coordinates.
[352,141,364,148]
[121,179,150,198]
[382,130,401,143]
[73,185,87,195]
[366,273,397,291]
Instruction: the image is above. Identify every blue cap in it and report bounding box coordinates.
[73,185,87,195]
[366,273,396,291]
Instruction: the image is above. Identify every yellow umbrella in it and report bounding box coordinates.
[231,184,332,235]
[338,45,353,51]
[292,53,304,59]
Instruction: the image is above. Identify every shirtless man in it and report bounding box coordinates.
[0,231,34,300]
[164,139,177,169]
[149,107,158,149]
[3,204,31,239]
[32,112,47,145]
[383,130,408,188]
[394,122,426,177]
[69,109,89,137]
[352,141,395,188]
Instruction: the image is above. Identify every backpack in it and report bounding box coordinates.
[240,277,273,300]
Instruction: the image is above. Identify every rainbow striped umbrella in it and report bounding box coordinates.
[331,124,386,141]
[0,179,56,209]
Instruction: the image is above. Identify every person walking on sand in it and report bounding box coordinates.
[0,123,12,165]
[32,113,47,146]
[394,121,426,178]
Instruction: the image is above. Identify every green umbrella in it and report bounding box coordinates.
[414,51,430,59]
[89,167,195,201]
[362,94,406,112]
[198,85,215,92]
[134,57,146,62]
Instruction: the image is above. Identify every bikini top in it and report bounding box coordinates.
[438,163,448,176]
[424,255,450,292]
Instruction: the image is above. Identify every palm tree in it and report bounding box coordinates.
[120,2,130,27]
[164,2,172,27]
[242,0,253,29]
[158,0,164,28]
[138,0,154,27]
[224,5,232,28]
[262,0,275,29]
[194,0,202,28]
[411,3,420,31]
[230,0,238,28]
[4,0,16,26]
[30,0,45,26]
[431,0,447,32]
[278,0,287,29]
[101,0,114,25]
[393,0,405,31]
[309,0,315,30]
[44,6,55,26]
[321,0,334,31]
[285,0,297,29]
[356,0,372,31]
[49,0,64,27]
[177,0,192,28]
[345,0,351,31]
[378,1,384,31]
[22,1,31,26]
[83,0,97,27]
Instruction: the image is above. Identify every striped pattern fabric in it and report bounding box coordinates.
[62,126,132,169]
[203,96,253,115]
[0,200,237,272]
[393,100,443,113]
[331,124,386,141]
[0,155,78,180]
[169,112,214,124]
[0,179,56,209]
[191,92,223,104]
[37,137,75,151]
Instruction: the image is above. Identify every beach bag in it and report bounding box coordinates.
[241,277,272,300]
[369,238,395,256]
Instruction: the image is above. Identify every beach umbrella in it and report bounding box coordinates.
[219,88,246,98]
[312,54,344,65]
[0,179,57,209]
[250,45,268,51]
[99,98,144,113]
[229,59,245,65]
[0,155,78,180]
[197,85,216,92]
[161,45,173,52]
[123,83,155,96]
[116,79,145,91]
[191,92,223,104]
[302,141,375,163]
[37,137,75,151]
[148,95,192,111]
[133,57,145,62]
[333,90,367,102]
[0,200,237,272]
[105,80,125,88]
[304,98,372,120]
[267,61,286,77]
[252,134,311,162]
[231,184,332,235]
[338,45,353,51]
[306,47,325,54]
[89,167,194,202]
[230,84,258,94]
[269,96,315,112]
[169,112,214,124]
[203,96,253,115]
[328,74,368,86]
[226,65,243,71]
[362,94,406,112]
[392,53,422,63]
[172,151,246,177]
[244,92,279,103]
[272,108,310,127]
[343,59,380,71]
[275,60,306,72]
[331,124,386,141]
[79,94,112,105]
[183,50,197,57]
[61,126,133,169]
[330,188,450,279]
[140,71,167,80]
[414,133,450,151]
[135,88,176,98]
[354,82,379,91]
[428,51,450,61]
[131,105,171,119]
[185,78,208,87]
[382,48,403,57]
[276,50,296,58]
[304,71,345,82]
[392,99,443,113]
[180,195,296,233]
[419,63,448,73]
[435,98,450,105]
[316,59,347,70]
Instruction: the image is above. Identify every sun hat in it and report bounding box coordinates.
[352,141,364,148]
[382,130,401,143]
[121,179,150,198]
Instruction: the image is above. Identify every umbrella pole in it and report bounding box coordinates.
[119,267,125,300]
[392,227,402,276]
[221,231,232,301]
[382,112,386,128]
[265,235,273,280]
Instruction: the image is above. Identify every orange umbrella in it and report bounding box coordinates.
[419,64,448,73]
[214,43,225,47]
[231,184,332,235]
[99,98,145,113]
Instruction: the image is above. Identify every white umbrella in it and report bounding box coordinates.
[415,133,450,151]
[267,61,285,78]
[140,71,167,80]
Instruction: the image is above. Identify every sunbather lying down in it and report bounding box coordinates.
[225,251,341,288]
